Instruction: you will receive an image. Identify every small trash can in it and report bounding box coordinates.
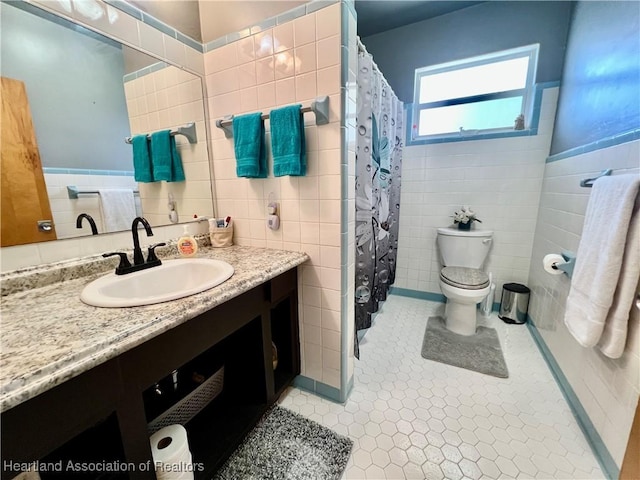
[499,283,530,324]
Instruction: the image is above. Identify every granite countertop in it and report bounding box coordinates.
[0,245,309,412]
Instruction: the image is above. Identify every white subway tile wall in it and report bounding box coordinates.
[124,66,213,226]
[204,4,344,389]
[527,138,640,466]
[395,87,559,299]
[44,173,140,239]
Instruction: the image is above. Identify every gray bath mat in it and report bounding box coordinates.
[421,316,509,378]
[214,405,353,480]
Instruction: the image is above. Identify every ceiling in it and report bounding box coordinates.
[128,0,203,41]
[125,1,485,44]
[127,0,306,44]
[354,0,485,37]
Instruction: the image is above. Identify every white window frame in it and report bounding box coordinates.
[412,44,539,141]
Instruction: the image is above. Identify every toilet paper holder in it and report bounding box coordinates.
[551,251,577,278]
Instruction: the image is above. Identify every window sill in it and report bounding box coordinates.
[406,127,538,146]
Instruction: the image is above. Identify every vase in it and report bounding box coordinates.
[457,222,471,231]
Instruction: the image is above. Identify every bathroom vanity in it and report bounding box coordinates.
[0,246,308,480]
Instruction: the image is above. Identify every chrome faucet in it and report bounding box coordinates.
[103,217,165,275]
[76,213,98,235]
[131,216,153,265]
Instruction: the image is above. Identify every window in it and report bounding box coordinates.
[412,44,539,141]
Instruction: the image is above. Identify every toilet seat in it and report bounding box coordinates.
[440,266,490,290]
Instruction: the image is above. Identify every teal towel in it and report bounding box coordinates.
[150,130,185,182]
[233,112,267,178]
[132,134,153,182]
[270,105,306,177]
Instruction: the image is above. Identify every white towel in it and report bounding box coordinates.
[99,188,136,233]
[598,191,640,358]
[564,174,640,357]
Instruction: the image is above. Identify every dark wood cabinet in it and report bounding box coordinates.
[1,270,300,480]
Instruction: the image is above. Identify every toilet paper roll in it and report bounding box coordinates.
[157,469,194,480]
[543,254,565,275]
[150,424,190,464]
[14,470,41,480]
[156,452,194,480]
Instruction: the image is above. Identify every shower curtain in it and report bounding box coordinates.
[354,48,404,358]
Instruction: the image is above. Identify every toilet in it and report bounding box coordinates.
[436,227,493,336]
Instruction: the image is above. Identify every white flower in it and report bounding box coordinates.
[452,206,481,224]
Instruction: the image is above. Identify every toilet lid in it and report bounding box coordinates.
[440,267,490,290]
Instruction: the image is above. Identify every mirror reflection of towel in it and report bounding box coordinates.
[132,134,153,182]
[99,188,136,232]
[150,130,185,182]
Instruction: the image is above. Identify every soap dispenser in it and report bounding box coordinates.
[177,225,198,257]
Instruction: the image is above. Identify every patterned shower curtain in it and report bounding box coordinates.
[354,49,404,358]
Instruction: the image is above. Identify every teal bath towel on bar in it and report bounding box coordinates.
[270,104,306,177]
[132,134,153,182]
[150,130,185,182]
[233,112,267,178]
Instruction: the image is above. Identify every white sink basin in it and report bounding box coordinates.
[81,258,234,307]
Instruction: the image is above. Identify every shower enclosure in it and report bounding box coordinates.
[354,41,404,357]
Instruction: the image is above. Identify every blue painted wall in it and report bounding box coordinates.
[550,1,640,156]
[1,3,133,171]
[360,1,573,102]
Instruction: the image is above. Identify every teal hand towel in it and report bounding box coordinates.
[233,112,267,178]
[132,134,153,182]
[150,130,185,182]
[270,105,306,177]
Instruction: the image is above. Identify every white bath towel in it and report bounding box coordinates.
[564,174,640,357]
[598,191,640,358]
[99,188,136,233]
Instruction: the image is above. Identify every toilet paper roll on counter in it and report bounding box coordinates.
[150,424,194,480]
[543,254,565,275]
[14,470,41,480]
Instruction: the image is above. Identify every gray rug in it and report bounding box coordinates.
[421,316,509,378]
[213,405,353,480]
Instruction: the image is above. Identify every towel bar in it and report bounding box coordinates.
[124,123,197,144]
[215,96,330,139]
[580,169,612,187]
[67,186,140,199]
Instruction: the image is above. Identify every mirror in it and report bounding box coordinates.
[0,1,213,246]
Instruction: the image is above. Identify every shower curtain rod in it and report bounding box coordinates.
[356,37,399,99]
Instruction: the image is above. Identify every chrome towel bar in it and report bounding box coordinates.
[125,122,197,144]
[67,186,139,199]
[215,96,330,139]
[580,169,612,187]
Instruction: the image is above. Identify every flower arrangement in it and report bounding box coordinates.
[452,206,481,228]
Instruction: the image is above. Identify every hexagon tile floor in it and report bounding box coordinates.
[278,295,605,479]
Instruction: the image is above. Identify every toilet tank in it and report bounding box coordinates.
[436,227,493,268]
